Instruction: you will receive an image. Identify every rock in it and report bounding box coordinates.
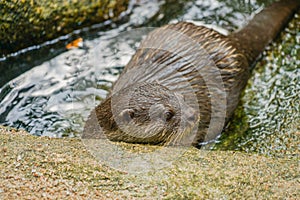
[0,125,299,199]
[0,0,128,55]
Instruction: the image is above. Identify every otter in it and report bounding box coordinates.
[84,0,300,147]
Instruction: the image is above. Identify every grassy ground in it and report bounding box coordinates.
[0,126,299,199]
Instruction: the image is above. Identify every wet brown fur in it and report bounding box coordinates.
[84,0,300,147]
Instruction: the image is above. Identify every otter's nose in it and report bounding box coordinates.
[187,113,196,122]
[183,107,198,123]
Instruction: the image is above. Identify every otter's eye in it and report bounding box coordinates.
[164,110,174,121]
[119,109,135,123]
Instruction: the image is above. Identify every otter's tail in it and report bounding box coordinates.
[230,0,300,65]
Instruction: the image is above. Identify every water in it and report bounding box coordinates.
[215,14,300,157]
[0,0,298,156]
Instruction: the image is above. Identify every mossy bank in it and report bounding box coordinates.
[1,126,299,199]
[0,0,128,56]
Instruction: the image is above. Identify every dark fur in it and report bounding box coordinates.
[84,0,300,147]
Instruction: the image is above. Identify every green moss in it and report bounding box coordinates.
[0,0,128,55]
[215,13,300,157]
[1,126,299,198]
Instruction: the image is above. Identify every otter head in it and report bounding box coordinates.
[95,82,199,146]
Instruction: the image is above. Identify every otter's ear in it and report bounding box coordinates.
[119,109,135,123]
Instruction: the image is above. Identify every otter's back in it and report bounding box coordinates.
[230,0,300,64]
